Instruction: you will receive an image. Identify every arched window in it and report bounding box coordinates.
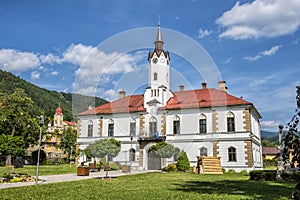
[227,112,235,132]
[130,118,136,136]
[149,116,157,137]
[200,147,208,157]
[199,114,207,134]
[173,115,180,135]
[108,119,114,137]
[88,120,93,137]
[228,146,236,162]
[129,148,136,161]
[154,72,158,81]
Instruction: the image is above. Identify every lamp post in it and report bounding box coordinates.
[130,134,133,175]
[35,115,44,184]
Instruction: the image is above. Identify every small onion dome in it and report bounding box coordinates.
[56,106,62,115]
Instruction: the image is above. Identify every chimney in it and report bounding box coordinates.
[119,90,126,98]
[201,82,207,89]
[179,85,184,92]
[218,80,228,93]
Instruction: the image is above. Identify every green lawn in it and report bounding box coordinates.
[0,164,77,176]
[0,172,295,200]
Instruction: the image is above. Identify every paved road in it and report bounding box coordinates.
[0,170,155,189]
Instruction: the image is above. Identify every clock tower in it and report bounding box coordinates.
[144,23,172,113]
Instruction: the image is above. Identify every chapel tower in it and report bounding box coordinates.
[144,23,172,114]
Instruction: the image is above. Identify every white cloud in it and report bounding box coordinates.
[261,120,279,128]
[0,49,40,72]
[244,45,281,62]
[50,71,59,76]
[198,28,212,38]
[66,44,143,95]
[39,53,61,64]
[216,0,300,39]
[31,71,40,80]
[249,75,275,87]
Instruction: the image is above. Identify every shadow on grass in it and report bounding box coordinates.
[172,179,294,199]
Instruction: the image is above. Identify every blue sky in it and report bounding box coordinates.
[0,0,300,131]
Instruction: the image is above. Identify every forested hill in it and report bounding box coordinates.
[0,70,108,121]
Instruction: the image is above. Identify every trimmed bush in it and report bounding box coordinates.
[249,170,276,181]
[162,163,177,172]
[176,150,190,171]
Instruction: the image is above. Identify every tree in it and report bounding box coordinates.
[86,138,121,177]
[0,88,40,165]
[59,127,77,160]
[149,142,175,168]
[176,150,190,171]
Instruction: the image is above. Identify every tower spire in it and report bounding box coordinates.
[154,20,163,51]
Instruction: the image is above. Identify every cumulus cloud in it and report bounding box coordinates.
[198,28,213,38]
[244,45,281,62]
[66,44,143,95]
[31,71,40,80]
[0,49,40,72]
[216,0,300,39]
[39,53,61,64]
[261,120,278,129]
[50,71,59,76]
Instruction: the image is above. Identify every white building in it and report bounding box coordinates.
[76,25,263,172]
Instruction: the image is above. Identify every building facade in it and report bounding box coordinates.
[76,25,263,172]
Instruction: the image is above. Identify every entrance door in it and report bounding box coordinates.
[148,150,161,170]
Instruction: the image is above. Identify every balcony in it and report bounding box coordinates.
[138,134,166,142]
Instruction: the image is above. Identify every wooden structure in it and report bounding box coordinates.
[77,167,89,176]
[196,156,223,174]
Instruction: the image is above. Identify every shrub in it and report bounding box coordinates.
[176,150,190,171]
[109,162,121,171]
[263,159,278,167]
[249,170,276,181]
[162,163,177,172]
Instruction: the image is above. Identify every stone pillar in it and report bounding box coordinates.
[243,109,251,132]
[244,140,253,167]
[212,110,218,132]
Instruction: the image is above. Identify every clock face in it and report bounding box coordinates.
[152,58,158,64]
[160,58,165,63]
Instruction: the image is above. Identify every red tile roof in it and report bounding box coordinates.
[163,88,251,110]
[77,94,145,115]
[63,121,77,126]
[262,146,280,155]
[77,88,252,116]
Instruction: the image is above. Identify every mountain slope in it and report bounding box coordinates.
[0,69,108,121]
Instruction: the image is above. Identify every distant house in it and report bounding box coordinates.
[262,146,280,160]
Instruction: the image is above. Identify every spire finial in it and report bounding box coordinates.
[155,18,163,50]
[158,16,160,27]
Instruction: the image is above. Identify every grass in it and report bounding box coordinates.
[0,164,77,176]
[0,172,295,200]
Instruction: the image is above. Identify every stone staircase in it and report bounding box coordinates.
[200,156,223,174]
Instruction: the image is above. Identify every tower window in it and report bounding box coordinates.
[154,73,157,81]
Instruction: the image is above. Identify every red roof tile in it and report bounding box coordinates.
[77,88,253,116]
[163,88,251,110]
[262,146,280,155]
[77,94,145,115]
